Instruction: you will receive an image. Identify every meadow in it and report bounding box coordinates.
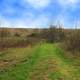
[0,27,80,80]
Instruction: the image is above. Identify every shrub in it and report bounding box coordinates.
[14,33,21,37]
[0,29,11,37]
[42,25,65,43]
[27,32,38,37]
[63,30,80,53]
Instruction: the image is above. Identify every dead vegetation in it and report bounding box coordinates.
[0,27,80,55]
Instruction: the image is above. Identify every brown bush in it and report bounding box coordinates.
[63,30,80,53]
[0,29,11,37]
[41,26,65,43]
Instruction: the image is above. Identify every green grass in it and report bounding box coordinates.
[0,43,80,80]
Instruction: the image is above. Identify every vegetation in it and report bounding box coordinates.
[64,30,80,53]
[0,26,80,80]
[0,43,80,80]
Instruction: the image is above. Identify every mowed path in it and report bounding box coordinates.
[0,43,80,80]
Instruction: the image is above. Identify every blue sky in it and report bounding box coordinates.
[0,0,80,28]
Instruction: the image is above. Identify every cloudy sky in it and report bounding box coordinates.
[0,0,80,28]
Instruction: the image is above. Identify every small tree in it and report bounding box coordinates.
[46,25,65,43]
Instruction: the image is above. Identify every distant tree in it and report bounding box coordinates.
[46,25,64,43]
[47,25,57,43]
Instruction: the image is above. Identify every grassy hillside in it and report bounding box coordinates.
[0,43,80,80]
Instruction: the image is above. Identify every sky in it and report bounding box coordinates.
[0,0,80,28]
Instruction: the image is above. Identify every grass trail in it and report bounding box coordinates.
[0,43,80,80]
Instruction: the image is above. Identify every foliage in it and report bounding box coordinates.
[63,30,80,54]
[0,43,80,80]
[0,29,11,37]
[41,25,65,43]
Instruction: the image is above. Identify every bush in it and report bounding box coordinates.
[14,33,21,37]
[42,25,65,43]
[27,32,38,38]
[63,30,80,53]
[0,29,11,37]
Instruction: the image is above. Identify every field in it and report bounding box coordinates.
[0,43,80,80]
[0,0,80,79]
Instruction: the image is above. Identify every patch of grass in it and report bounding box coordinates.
[0,43,80,80]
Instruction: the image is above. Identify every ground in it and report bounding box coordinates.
[0,43,80,80]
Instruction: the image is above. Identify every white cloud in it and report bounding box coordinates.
[29,15,49,28]
[0,14,50,28]
[58,0,79,8]
[25,0,51,9]
[53,14,74,28]
[0,16,11,28]
[14,16,49,28]
[0,14,80,28]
